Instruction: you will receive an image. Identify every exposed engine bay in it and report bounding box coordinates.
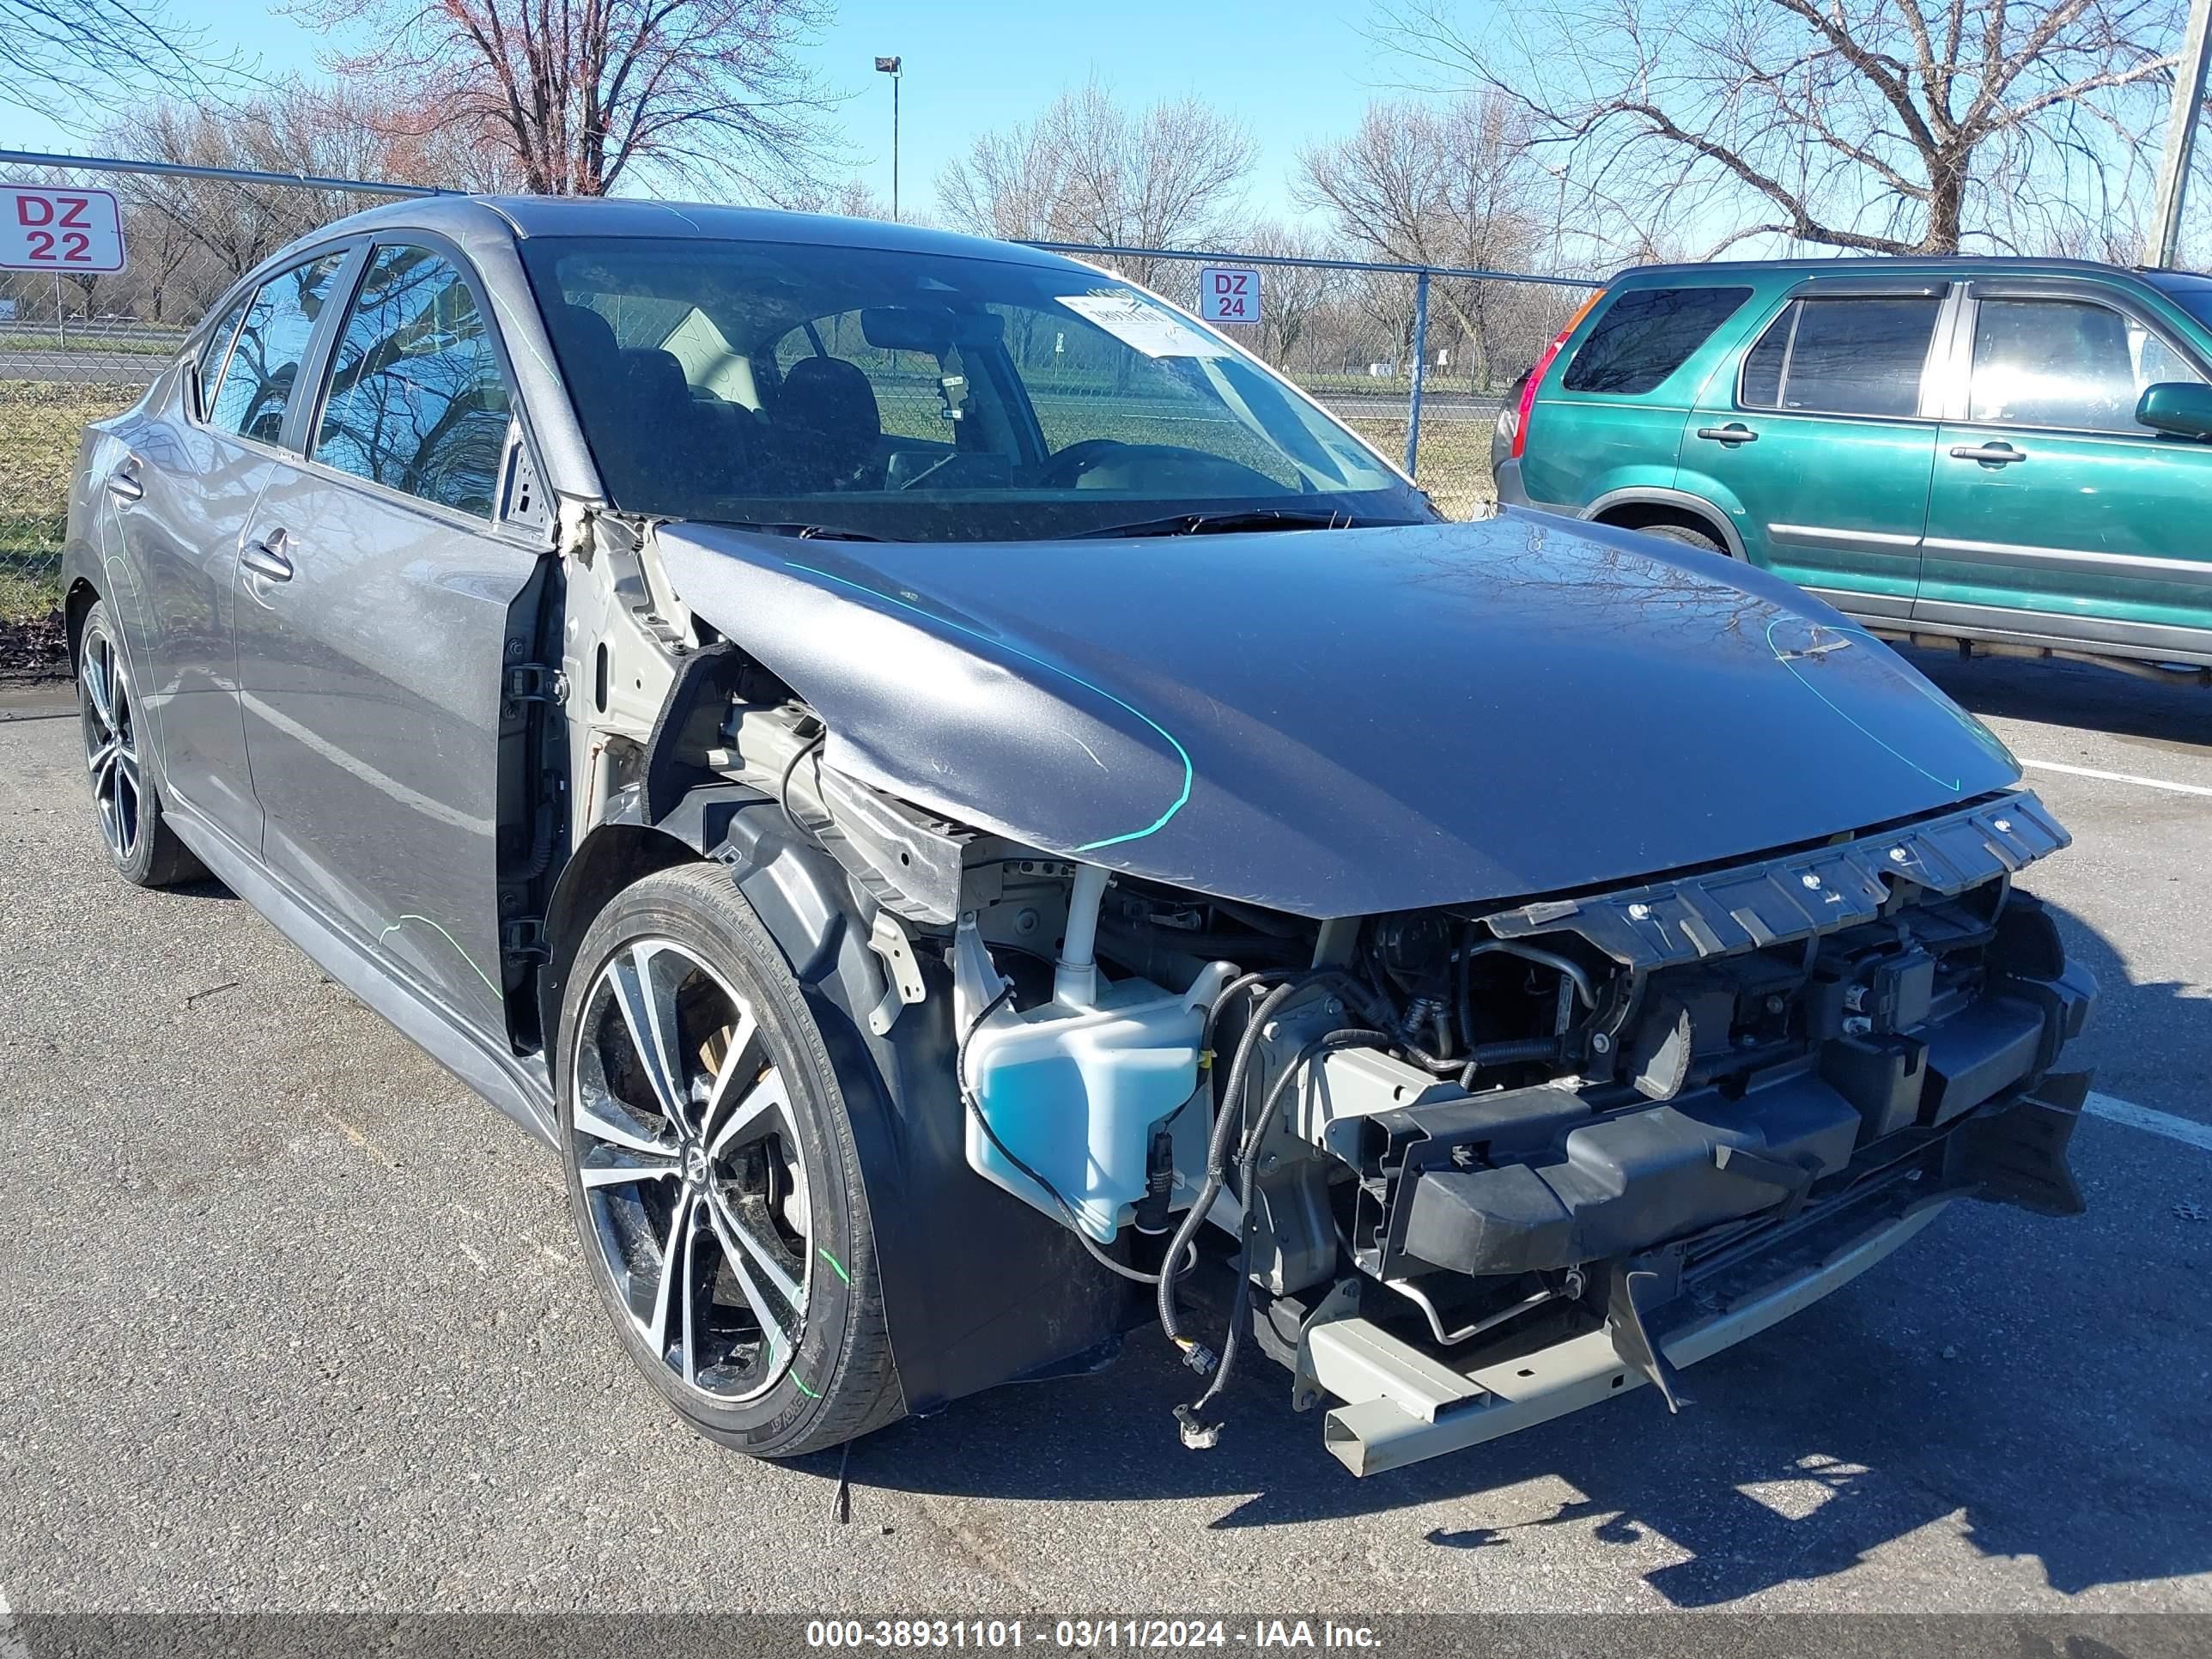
[678,670,2094,1474]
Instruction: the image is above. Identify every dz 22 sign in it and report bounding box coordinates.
[1197,264,1261,325]
[0,185,127,273]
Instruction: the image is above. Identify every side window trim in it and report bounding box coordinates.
[1953,279,2212,438]
[276,242,371,455]
[298,231,538,529]
[191,296,251,425]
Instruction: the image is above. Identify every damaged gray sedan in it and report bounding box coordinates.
[64,198,2095,1475]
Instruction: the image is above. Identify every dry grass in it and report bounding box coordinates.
[1342,417,1494,520]
[1,380,134,620]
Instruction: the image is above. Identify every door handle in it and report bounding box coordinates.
[1696,423,1758,445]
[1949,442,2027,466]
[106,459,144,504]
[241,529,295,583]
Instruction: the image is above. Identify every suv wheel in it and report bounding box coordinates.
[1638,521,1725,555]
[78,599,205,888]
[555,862,904,1457]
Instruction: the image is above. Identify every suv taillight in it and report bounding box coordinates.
[1510,289,1604,461]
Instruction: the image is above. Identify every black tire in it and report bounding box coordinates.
[555,861,903,1457]
[1637,521,1727,556]
[77,599,206,888]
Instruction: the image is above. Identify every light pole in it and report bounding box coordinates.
[874,55,902,221]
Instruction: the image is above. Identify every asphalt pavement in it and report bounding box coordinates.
[0,648,2208,1619]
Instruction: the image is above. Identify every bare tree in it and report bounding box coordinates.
[287,0,842,198]
[787,179,894,220]
[1298,95,1550,385]
[1378,0,2186,258]
[91,79,529,322]
[0,0,231,113]
[935,77,1257,290]
[936,111,1073,243]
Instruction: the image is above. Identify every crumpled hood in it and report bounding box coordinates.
[657,510,2020,918]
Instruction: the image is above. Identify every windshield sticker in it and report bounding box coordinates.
[1057,293,1227,360]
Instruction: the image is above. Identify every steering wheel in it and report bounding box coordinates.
[1036,438,1129,488]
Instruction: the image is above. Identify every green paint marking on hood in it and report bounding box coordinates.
[783,559,1192,852]
[1764,617,1964,793]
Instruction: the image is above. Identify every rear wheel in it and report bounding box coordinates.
[556,862,903,1457]
[77,599,205,888]
[1634,520,1726,556]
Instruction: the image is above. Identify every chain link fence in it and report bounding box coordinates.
[0,152,1594,660]
[1025,243,1593,520]
[1,155,441,654]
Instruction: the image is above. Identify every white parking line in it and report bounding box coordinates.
[0,1583,25,1659]
[2086,1091,2212,1154]
[2022,758,2212,799]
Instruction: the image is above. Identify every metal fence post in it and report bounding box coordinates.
[1405,270,1430,477]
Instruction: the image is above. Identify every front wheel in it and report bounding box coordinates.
[555,862,904,1457]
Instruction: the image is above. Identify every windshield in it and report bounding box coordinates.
[518,235,1433,542]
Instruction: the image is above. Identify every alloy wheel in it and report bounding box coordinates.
[569,938,815,1404]
[79,623,142,866]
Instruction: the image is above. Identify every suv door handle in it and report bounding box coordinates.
[106,459,144,504]
[1696,423,1758,445]
[1949,442,2027,466]
[241,528,295,582]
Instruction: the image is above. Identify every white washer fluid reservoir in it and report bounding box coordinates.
[954,907,1235,1243]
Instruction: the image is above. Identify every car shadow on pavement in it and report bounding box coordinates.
[1901,645,2210,751]
[169,876,240,902]
[822,901,2212,1608]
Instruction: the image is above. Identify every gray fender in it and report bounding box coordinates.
[544,785,1132,1417]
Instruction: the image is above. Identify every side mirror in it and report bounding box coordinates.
[181,358,204,422]
[2135,380,2212,441]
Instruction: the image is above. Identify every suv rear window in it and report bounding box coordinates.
[1561,286,1751,394]
[1739,295,1942,418]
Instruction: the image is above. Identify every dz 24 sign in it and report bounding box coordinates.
[1198,264,1261,325]
[0,185,127,273]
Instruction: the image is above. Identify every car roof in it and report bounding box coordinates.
[313,192,1093,273]
[1611,254,2167,286]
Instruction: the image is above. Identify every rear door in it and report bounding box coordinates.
[1918,279,2212,657]
[118,249,354,849]
[1680,282,1950,617]
[233,239,545,1042]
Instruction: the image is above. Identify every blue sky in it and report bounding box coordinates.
[5,0,1407,228]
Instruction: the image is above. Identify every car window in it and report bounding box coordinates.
[1737,296,1940,418]
[313,244,513,516]
[520,235,1424,543]
[204,251,350,446]
[1560,287,1751,395]
[1967,296,2206,434]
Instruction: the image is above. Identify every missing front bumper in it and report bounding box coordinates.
[1304,1194,1951,1477]
[1298,1073,2087,1477]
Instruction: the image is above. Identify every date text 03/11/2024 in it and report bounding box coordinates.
[804,1620,1384,1650]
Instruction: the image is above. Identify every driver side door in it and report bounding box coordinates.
[233,239,546,1042]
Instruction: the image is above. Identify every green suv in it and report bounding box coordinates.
[1493,258,2212,673]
